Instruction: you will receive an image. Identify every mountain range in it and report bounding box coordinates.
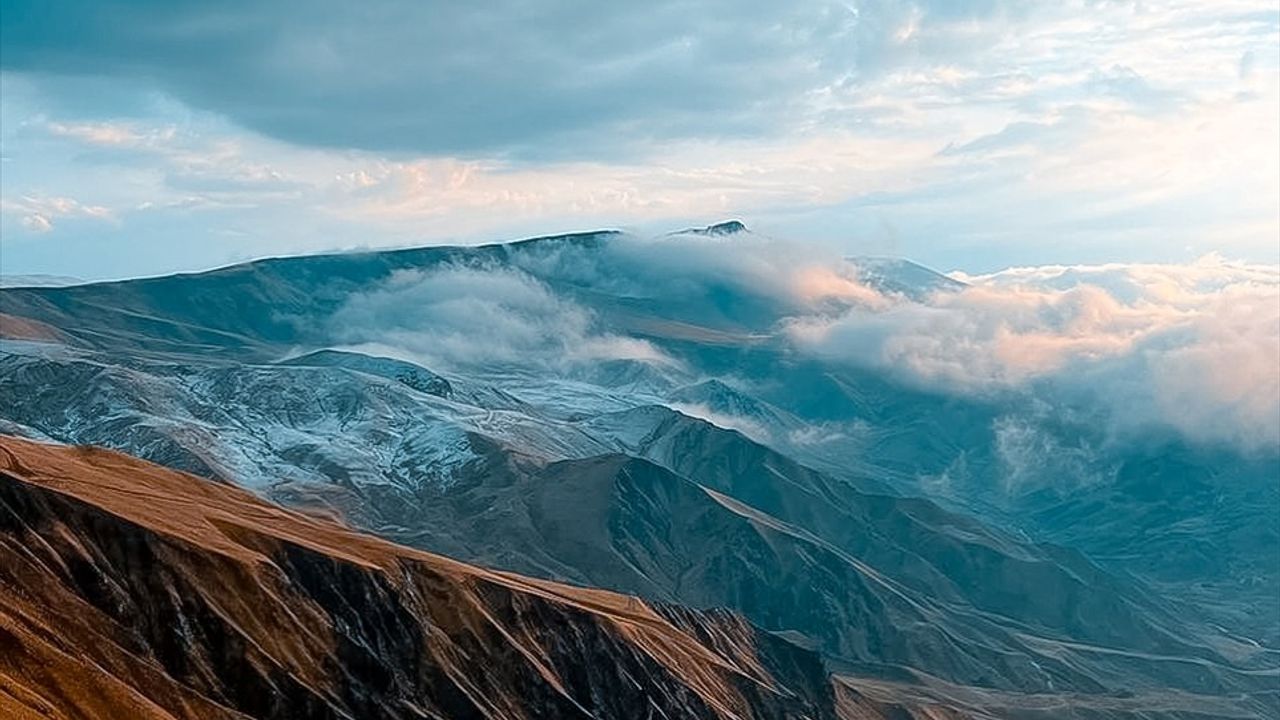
[1,223,1276,718]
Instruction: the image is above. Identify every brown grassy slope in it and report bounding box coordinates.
[0,434,869,720]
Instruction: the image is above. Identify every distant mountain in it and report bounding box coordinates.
[847,256,966,300]
[0,273,85,288]
[673,220,750,236]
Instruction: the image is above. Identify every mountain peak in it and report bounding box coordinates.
[847,255,966,300]
[677,220,748,236]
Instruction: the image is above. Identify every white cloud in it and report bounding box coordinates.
[327,232,1278,454]
[19,213,51,232]
[508,228,891,316]
[329,263,677,373]
[47,121,176,148]
[788,256,1280,452]
[1,194,114,233]
[993,411,1110,493]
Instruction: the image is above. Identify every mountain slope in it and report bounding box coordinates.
[0,434,867,720]
[6,342,1266,702]
[2,228,1276,717]
[3,436,1267,720]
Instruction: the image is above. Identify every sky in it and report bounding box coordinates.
[1,0,1278,281]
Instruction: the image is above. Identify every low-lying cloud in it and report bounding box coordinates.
[330,263,675,373]
[510,227,889,314]
[327,231,1277,454]
[791,255,1280,453]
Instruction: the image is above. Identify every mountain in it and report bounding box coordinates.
[0,434,867,720]
[674,220,750,236]
[281,349,456,397]
[4,435,1268,720]
[1013,441,1280,643]
[2,226,1277,717]
[0,273,85,288]
[725,356,1280,646]
[846,256,966,300]
[5,341,1271,703]
[666,378,806,439]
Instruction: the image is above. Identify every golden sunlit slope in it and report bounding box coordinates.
[0,434,955,720]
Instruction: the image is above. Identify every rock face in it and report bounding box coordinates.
[0,434,854,720]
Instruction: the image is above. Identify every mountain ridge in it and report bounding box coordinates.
[2,225,1275,718]
[0,434,864,720]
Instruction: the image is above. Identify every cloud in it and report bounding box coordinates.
[326,229,1279,455]
[328,263,676,373]
[20,214,52,232]
[1,194,115,233]
[786,282,1163,384]
[791,266,894,307]
[1,1,1276,282]
[322,232,1279,455]
[0,1,1085,159]
[47,120,176,148]
[0,1,831,157]
[324,231,891,378]
[787,256,1280,453]
[509,228,892,317]
[993,411,1110,494]
[1088,281,1280,452]
[453,231,1279,455]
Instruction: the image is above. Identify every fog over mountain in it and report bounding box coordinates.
[324,225,1280,453]
[3,1,1277,717]
[2,224,1276,718]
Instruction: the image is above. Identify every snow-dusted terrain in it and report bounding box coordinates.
[2,224,1277,718]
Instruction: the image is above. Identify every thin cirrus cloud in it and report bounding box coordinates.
[0,194,114,233]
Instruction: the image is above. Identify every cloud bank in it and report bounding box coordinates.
[792,255,1280,452]
[329,263,674,374]
[326,231,1278,454]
